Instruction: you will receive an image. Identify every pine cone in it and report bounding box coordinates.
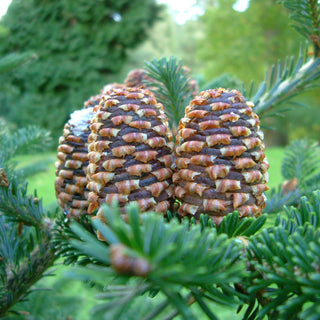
[87,87,174,216]
[174,88,269,224]
[55,95,100,218]
[124,69,153,88]
[100,83,125,95]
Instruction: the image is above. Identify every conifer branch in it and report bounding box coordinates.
[63,204,246,319]
[280,0,320,56]
[53,213,97,266]
[144,57,193,128]
[0,180,47,227]
[0,120,51,181]
[0,126,56,316]
[281,139,320,189]
[275,190,320,232]
[265,139,320,213]
[0,240,55,318]
[0,208,57,317]
[244,191,320,320]
[251,43,320,117]
[57,193,320,320]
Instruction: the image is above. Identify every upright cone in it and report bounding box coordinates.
[55,86,123,218]
[55,105,95,218]
[86,87,174,216]
[174,88,269,224]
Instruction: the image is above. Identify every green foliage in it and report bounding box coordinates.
[0,169,57,317]
[64,204,246,320]
[276,191,320,235]
[0,179,46,227]
[202,73,243,91]
[250,43,320,117]
[144,56,193,127]
[266,139,320,213]
[0,0,161,142]
[0,52,37,75]
[55,191,320,320]
[0,122,56,317]
[281,0,320,56]
[53,213,102,266]
[214,212,267,238]
[118,9,203,82]
[197,0,320,143]
[198,0,300,84]
[281,139,320,187]
[0,118,51,182]
[247,228,320,320]
[246,191,320,320]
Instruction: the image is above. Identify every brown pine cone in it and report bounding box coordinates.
[55,84,127,218]
[55,93,104,217]
[87,87,175,216]
[100,83,126,95]
[124,69,153,88]
[174,88,269,225]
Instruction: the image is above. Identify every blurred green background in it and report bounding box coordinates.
[0,0,319,147]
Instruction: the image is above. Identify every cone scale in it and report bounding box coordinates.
[174,88,269,224]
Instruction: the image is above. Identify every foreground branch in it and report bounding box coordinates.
[0,239,56,317]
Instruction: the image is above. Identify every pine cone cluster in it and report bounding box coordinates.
[174,88,269,224]
[55,69,268,227]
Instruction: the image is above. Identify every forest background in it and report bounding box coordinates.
[0,0,318,147]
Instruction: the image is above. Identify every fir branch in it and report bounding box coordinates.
[0,179,47,227]
[10,125,51,156]
[275,190,320,233]
[0,207,56,317]
[247,226,320,320]
[0,218,21,274]
[64,204,246,320]
[53,213,97,266]
[144,57,193,128]
[265,139,320,213]
[264,186,300,213]
[0,240,56,318]
[245,191,320,319]
[281,139,320,187]
[0,120,51,180]
[280,0,320,56]
[215,212,267,238]
[251,43,320,117]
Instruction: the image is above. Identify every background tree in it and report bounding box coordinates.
[197,0,320,144]
[0,0,161,142]
[119,8,204,81]
[198,0,300,83]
